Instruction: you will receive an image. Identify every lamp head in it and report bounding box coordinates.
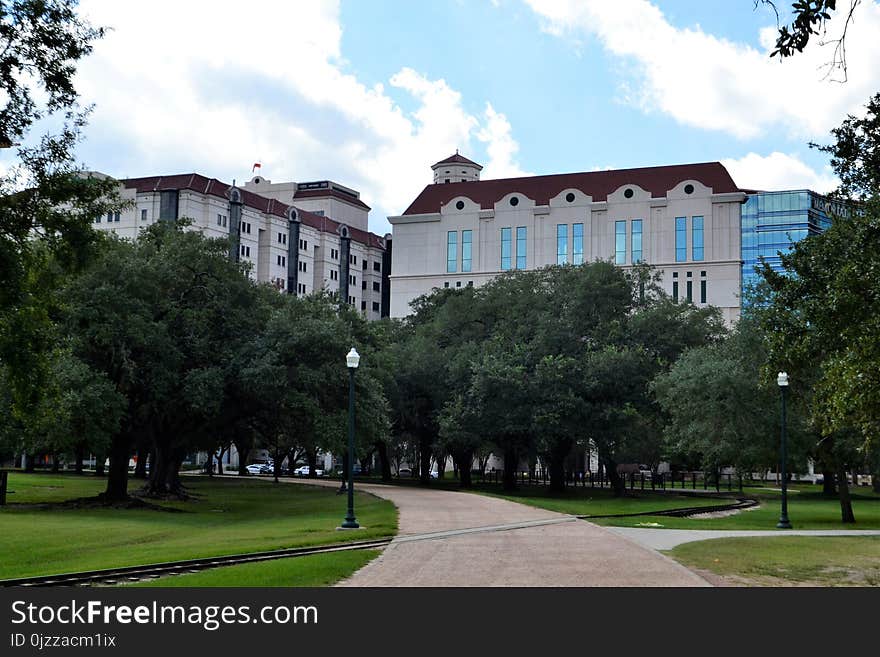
[777,371,789,387]
[346,347,360,369]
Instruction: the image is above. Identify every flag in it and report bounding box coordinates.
[252,162,261,173]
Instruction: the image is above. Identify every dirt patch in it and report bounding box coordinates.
[7,495,184,512]
[688,504,762,520]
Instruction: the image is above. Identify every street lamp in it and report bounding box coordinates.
[776,371,792,529]
[340,347,360,529]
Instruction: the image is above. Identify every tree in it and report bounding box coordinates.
[0,1,120,426]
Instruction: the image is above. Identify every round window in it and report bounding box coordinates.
[510,196,519,206]
[565,192,575,203]
[624,188,634,199]
[455,200,465,210]
[684,184,694,195]
[254,177,260,184]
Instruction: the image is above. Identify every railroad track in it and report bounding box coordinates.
[0,537,393,588]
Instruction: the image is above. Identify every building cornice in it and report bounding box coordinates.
[388,213,441,225]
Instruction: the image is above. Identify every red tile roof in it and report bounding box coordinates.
[122,173,384,249]
[432,152,483,170]
[403,162,740,215]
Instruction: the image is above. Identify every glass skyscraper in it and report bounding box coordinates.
[741,190,850,296]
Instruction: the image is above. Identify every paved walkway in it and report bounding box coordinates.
[609,527,880,551]
[281,478,709,587]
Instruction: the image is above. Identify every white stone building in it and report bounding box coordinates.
[92,173,391,319]
[390,154,746,324]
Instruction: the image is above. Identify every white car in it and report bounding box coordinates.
[246,463,271,475]
[293,466,323,477]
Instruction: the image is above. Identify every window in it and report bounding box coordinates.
[692,215,704,261]
[330,248,338,260]
[500,228,511,270]
[373,281,380,292]
[372,301,380,312]
[159,190,178,220]
[447,231,458,273]
[330,269,338,281]
[700,271,707,304]
[631,219,643,263]
[516,226,527,269]
[573,223,583,265]
[239,221,252,235]
[298,261,307,272]
[686,280,693,302]
[349,275,356,285]
[278,233,287,244]
[615,220,626,264]
[456,281,461,288]
[444,282,450,288]
[556,224,568,265]
[350,254,357,265]
[140,209,147,222]
[240,245,251,258]
[107,212,113,222]
[297,283,306,294]
[348,296,355,305]
[361,301,367,311]
[362,259,367,270]
[462,230,472,272]
[362,280,367,290]
[675,217,687,262]
[95,215,101,223]
[276,255,286,267]
[672,281,678,302]
[218,214,224,226]
[373,261,381,272]
[114,212,120,222]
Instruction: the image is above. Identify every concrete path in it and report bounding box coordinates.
[609,527,880,551]
[282,478,709,587]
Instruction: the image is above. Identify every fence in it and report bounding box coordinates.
[472,469,739,492]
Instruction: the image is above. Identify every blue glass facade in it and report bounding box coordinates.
[741,190,837,295]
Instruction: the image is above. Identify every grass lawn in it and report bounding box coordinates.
[668,536,880,586]
[477,485,733,517]
[593,485,880,530]
[129,549,380,587]
[0,473,397,580]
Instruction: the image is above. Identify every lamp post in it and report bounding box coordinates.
[340,347,360,529]
[776,371,792,529]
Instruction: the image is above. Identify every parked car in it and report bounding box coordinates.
[293,465,324,477]
[246,463,273,475]
[430,470,439,479]
[397,468,412,477]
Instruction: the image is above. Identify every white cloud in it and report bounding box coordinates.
[74,0,525,233]
[524,0,880,140]
[477,103,531,179]
[722,152,838,193]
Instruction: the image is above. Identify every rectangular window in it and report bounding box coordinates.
[95,215,101,223]
[447,231,458,273]
[557,224,568,265]
[461,230,472,273]
[362,280,367,290]
[362,259,367,270]
[686,280,693,302]
[159,190,178,221]
[631,219,642,263]
[675,217,687,262]
[672,281,678,303]
[114,212,121,222]
[373,281,380,292]
[692,216,704,261]
[361,300,367,311]
[107,212,113,222]
[572,223,584,265]
[516,226,527,269]
[700,279,707,304]
[218,214,223,226]
[615,220,626,264]
[501,227,511,270]
[372,301,380,312]
[373,262,381,272]
[140,209,147,222]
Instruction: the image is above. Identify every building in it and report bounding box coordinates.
[92,172,391,319]
[389,155,747,324]
[740,189,854,296]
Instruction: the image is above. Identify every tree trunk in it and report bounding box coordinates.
[837,465,856,524]
[74,444,85,475]
[419,435,432,485]
[307,449,318,479]
[273,448,283,483]
[236,442,250,477]
[215,447,225,475]
[454,449,473,488]
[375,441,392,482]
[548,456,566,493]
[24,454,35,473]
[822,469,837,496]
[134,443,148,479]
[51,453,60,473]
[94,453,105,477]
[502,446,518,491]
[103,436,131,502]
[603,456,625,497]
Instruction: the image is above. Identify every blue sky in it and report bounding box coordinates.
[9,1,880,235]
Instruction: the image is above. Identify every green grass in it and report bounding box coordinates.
[668,536,880,586]
[129,549,380,587]
[593,485,880,530]
[478,485,732,517]
[0,473,397,580]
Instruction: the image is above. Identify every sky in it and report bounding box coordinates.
[28,1,880,235]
